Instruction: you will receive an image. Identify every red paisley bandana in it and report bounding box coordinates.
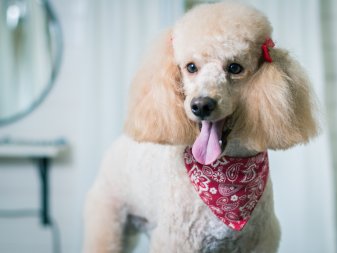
[184,147,269,231]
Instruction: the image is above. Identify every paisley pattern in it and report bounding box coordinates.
[184,147,269,231]
[218,183,243,196]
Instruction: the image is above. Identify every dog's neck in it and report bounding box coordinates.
[224,138,259,157]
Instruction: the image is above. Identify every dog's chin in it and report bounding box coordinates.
[191,115,233,165]
[211,115,233,152]
[218,116,233,152]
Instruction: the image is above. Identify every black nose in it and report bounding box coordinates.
[190,97,217,118]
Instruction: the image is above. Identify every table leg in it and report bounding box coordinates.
[38,157,50,226]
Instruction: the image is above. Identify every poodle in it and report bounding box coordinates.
[83,1,318,252]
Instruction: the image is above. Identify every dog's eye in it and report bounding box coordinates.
[227,63,243,74]
[186,63,198,73]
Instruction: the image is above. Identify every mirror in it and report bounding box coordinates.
[0,0,62,126]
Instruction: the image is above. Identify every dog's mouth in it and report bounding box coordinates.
[192,116,233,165]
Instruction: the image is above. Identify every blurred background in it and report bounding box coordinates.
[0,0,336,252]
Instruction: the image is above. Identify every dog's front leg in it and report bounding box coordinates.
[83,180,127,253]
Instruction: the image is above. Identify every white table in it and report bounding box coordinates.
[0,138,68,226]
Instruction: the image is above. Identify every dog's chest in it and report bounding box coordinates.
[177,187,240,251]
[191,208,239,252]
[122,139,245,250]
[160,156,240,250]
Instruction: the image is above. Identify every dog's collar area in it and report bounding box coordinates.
[184,147,269,231]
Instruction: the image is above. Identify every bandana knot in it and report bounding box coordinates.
[261,38,275,63]
[184,147,269,231]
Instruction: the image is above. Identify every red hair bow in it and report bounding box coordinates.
[261,38,275,63]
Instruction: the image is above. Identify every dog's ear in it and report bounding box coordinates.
[235,48,319,151]
[124,30,198,145]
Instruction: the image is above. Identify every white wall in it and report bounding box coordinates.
[0,0,95,251]
[0,0,183,252]
[322,0,337,203]
[0,0,335,253]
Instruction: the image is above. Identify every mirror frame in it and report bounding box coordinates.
[0,0,63,126]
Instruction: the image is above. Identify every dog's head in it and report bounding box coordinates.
[125,1,318,164]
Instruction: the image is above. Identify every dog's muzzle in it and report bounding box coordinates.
[190,96,217,119]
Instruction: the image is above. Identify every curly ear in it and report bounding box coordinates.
[124,30,198,145]
[235,48,318,151]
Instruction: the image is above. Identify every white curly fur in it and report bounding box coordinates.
[83,1,318,252]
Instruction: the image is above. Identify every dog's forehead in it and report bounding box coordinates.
[174,35,252,63]
[172,2,272,63]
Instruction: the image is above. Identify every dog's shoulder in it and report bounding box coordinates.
[104,134,185,165]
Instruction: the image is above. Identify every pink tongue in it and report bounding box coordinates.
[192,121,223,165]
